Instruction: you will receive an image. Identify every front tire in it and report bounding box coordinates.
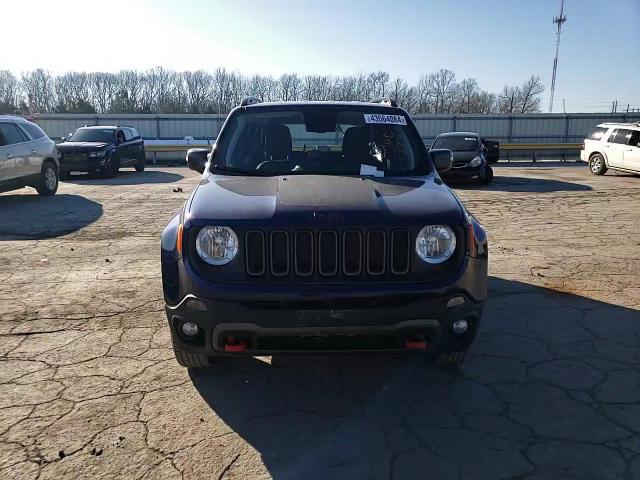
[172,337,211,369]
[436,349,467,367]
[589,154,607,175]
[478,165,494,185]
[100,156,119,178]
[36,161,59,196]
[135,148,146,172]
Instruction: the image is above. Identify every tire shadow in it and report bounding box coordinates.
[448,174,592,192]
[0,194,103,240]
[63,169,184,185]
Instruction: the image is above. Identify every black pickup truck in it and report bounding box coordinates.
[57,126,146,178]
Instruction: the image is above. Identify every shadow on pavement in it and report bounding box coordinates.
[190,277,640,480]
[0,194,103,240]
[64,169,184,185]
[449,174,592,193]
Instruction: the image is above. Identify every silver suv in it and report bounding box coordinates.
[0,116,59,196]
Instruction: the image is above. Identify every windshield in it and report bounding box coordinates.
[432,135,479,152]
[212,107,430,176]
[68,128,115,143]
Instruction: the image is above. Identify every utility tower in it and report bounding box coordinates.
[548,0,567,113]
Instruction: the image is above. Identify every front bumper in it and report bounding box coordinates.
[165,256,487,357]
[59,155,106,173]
[440,164,485,180]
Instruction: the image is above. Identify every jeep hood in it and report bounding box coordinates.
[186,174,463,227]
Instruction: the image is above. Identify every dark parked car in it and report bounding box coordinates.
[430,132,495,185]
[57,126,146,178]
[161,98,488,368]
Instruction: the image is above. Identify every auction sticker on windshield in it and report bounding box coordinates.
[364,114,407,125]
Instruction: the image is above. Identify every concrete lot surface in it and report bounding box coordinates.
[1,165,639,479]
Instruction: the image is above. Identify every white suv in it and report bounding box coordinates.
[581,122,640,175]
[0,116,60,195]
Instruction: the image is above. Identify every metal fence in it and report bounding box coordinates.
[33,112,640,160]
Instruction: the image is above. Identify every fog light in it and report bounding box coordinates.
[446,296,466,308]
[452,319,469,335]
[181,321,199,337]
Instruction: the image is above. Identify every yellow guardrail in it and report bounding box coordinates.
[500,143,582,151]
[146,142,584,153]
[145,144,210,152]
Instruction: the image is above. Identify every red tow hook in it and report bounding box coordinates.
[404,335,428,350]
[224,336,248,352]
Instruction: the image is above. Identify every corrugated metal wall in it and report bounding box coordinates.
[35,114,226,140]
[35,112,640,145]
[412,113,640,144]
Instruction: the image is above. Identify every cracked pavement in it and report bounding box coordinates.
[1,165,639,479]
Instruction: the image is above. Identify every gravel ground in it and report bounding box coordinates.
[1,165,639,479]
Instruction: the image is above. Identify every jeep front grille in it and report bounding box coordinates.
[245,229,411,279]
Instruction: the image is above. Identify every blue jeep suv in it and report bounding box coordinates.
[161,98,488,367]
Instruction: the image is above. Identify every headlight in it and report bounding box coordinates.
[88,151,106,158]
[415,225,456,264]
[469,156,481,167]
[196,226,238,265]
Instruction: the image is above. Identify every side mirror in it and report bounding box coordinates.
[429,148,453,172]
[186,148,210,174]
[482,146,489,156]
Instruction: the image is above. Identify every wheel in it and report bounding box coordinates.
[100,156,119,178]
[436,349,467,367]
[589,154,607,175]
[478,165,494,185]
[36,161,59,196]
[135,149,146,172]
[171,336,211,369]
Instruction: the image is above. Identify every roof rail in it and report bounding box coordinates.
[369,97,398,107]
[240,96,262,107]
[601,121,640,126]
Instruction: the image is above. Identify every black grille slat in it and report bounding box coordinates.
[318,230,338,276]
[245,230,266,276]
[342,230,362,276]
[294,230,314,276]
[245,228,413,279]
[366,230,386,276]
[391,230,410,275]
[270,230,290,276]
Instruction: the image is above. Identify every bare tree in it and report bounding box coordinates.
[182,70,213,113]
[475,91,497,114]
[21,69,56,113]
[430,69,457,113]
[278,73,302,101]
[457,78,480,113]
[7,67,544,115]
[498,85,520,114]
[54,72,95,113]
[110,70,144,113]
[90,72,117,113]
[415,74,435,113]
[518,75,544,113]
[0,70,19,113]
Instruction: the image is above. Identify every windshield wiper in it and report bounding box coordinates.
[211,165,267,176]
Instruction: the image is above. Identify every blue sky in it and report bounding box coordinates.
[6,0,639,112]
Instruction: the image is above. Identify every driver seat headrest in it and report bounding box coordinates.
[265,125,292,160]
